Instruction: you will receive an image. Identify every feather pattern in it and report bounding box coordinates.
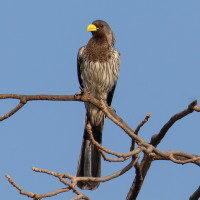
[79,46,120,125]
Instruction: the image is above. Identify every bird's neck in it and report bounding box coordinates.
[85,37,112,63]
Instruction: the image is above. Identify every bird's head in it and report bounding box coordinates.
[87,20,115,47]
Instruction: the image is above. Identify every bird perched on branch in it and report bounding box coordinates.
[76,20,121,190]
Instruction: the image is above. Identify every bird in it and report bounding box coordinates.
[76,20,121,190]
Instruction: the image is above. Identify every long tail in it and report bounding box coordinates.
[76,116,104,190]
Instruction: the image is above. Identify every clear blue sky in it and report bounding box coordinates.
[1,1,200,199]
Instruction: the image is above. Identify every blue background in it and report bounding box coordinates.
[1,1,200,199]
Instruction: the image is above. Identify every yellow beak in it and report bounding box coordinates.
[87,24,97,32]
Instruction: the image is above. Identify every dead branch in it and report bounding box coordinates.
[126,161,143,200]
[33,156,139,185]
[12,158,137,200]
[99,99,200,165]
[5,173,89,200]
[2,92,200,200]
[126,100,200,200]
[86,124,142,160]
[0,93,147,151]
[135,113,151,135]
[131,113,151,151]
[5,174,37,199]
[151,100,199,147]
[0,93,98,121]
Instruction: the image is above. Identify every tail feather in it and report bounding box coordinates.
[76,117,104,190]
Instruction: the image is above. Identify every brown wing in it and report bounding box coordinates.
[106,50,121,106]
[77,46,86,88]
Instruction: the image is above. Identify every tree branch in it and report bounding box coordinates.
[6,172,89,200]
[151,100,199,147]
[126,100,200,200]
[131,113,151,151]
[0,93,98,121]
[2,93,200,200]
[86,124,142,161]
[33,156,139,185]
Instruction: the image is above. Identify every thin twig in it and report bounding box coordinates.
[151,100,199,147]
[5,174,39,199]
[135,113,151,135]
[68,157,139,183]
[0,100,26,121]
[126,100,200,200]
[32,158,139,190]
[131,113,151,151]
[5,173,89,200]
[86,124,142,159]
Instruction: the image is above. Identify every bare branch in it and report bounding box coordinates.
[126,162,143,200]
[126,100,200,200]
[5,174,39,199]
[131,113,151,151]
[86,124,142,160]
[151,100,199,147]
[6,172,89,200]
[25,158,144,200]
[3,93,200,200]
[0,93,147,149]
[33,157,138,184]
[135,113,151,135]
[99,149,130,162]
[57,172,90,200]
[0,93,96,121]
[99,100,149,148]
[0,100,26,121]
[65,157,139,183]
[150,150,200,166]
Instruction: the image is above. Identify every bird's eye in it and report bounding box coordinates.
[100,24,104,28]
